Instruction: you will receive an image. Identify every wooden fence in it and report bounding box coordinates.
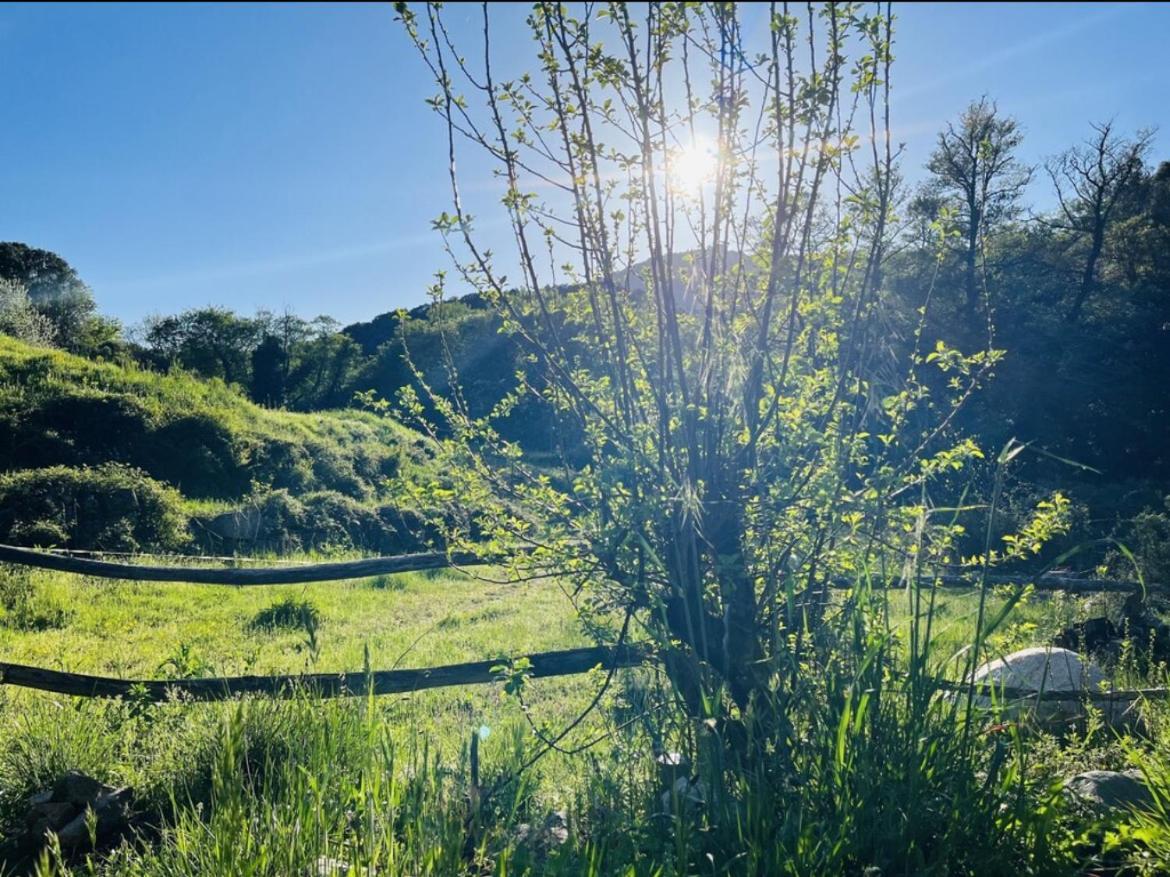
[0,543,1147,592]
[0,646,648,702]
[0,542,1159,703]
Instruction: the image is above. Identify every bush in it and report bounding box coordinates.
[1123,497,1170,585]
[147,413,250,498]
[0,278,53,346]
[0,463,189,551]
[248,597,322,634]
[0,336,433,506]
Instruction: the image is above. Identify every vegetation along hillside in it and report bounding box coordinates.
[0,335,445,555]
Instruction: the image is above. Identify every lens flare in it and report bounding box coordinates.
[668,139,719,194]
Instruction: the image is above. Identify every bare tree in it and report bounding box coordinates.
[925,97,1031,314]
[1047,120,1153,322]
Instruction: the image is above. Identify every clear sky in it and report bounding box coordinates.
[1,2,1167,327]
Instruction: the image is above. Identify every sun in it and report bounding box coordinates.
[668,139,719,194]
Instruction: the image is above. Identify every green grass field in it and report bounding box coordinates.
[2,564,1168,876]
[0,563,613,794]
[0,567,587,677]
[0,563,647,875]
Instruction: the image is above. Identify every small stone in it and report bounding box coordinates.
[542,810,569,847]
[1066,769,1155,812]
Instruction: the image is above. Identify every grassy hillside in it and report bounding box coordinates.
[0,337,440,553]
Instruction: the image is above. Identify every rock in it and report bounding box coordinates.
[969,646,1116,731]
[17,775,134,855]
[91,787,132,831]
[973,646,1106,695]
[54,810,93,850]
[1054,616,1117,653]
[51,771,110,807]
[541,810,569,847]
[1066,769,1155,813]
[48,792,132,851]
[25,801,78,834]
[315,856,375,876]
[204,507,267,542]
[513,810,569,853]
[661,776,706,814]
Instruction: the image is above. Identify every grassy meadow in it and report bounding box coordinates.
[0,563,635,875]
[3,562,1170,875]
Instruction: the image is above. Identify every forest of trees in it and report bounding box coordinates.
[2,101,1168,562]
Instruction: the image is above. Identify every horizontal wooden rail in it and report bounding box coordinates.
[0,645,650,702]
[932,678,1169,702]
[882,573,1146,595]
[3,647,1166,706]
[0,544,1153,593]
[0,544,492,586]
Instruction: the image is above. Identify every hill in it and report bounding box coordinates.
[0,336,442,554]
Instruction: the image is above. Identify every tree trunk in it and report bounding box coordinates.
[964,211,980,315]
[1069,225,1105,322]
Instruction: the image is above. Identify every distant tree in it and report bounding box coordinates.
[250,334,289,407]
[0,278,54,345]
[143,307,260,386]
[288,331,364,410]
[924,98,1032,313]
[0,242,99,349]
[1047,121,1153,322]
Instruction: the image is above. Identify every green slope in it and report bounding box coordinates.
[0,336,440,553]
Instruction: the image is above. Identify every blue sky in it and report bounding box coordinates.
[1,2,1167,327]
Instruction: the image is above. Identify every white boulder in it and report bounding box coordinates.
[969,646,1127,731]
[972,646,1106,695]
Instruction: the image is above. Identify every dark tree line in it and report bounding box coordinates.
[890,102,1170,547]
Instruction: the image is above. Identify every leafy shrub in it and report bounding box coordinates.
[0,463,189,551]
[146,412,250,498]
[0,278,53,346]
[34,390,152,462]
[301,491,432,552]
[1120,497,1170,585]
